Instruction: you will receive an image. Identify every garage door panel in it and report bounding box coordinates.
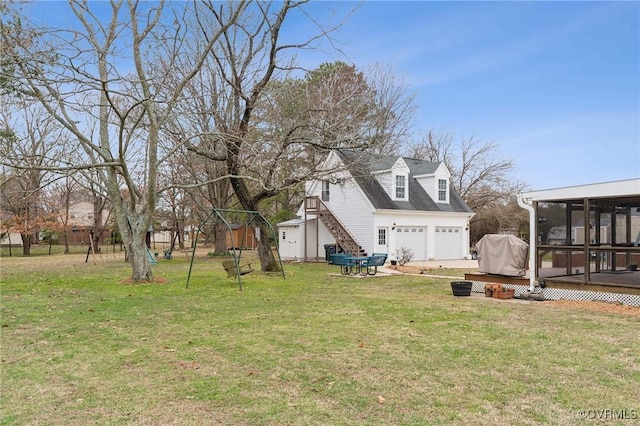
[396,227,426,260]
[435,227,461,260]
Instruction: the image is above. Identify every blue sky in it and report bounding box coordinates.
[27,1,640,191]
[295,0,640,190]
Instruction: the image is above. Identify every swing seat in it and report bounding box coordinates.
[222,259,254,278]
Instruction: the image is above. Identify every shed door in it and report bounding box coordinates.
[279,226,300,259]
[396,227,427,260]
[435,227,462,260]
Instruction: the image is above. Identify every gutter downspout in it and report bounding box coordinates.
[517,194,536,292]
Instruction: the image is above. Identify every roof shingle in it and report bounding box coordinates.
[336,150,473,214]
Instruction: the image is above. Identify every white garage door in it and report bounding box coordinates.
[396,227,427,260]
[435,227,462,260]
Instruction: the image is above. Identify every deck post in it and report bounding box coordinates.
[583,198,590,284]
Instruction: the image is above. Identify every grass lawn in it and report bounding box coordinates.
[1,251,639,425]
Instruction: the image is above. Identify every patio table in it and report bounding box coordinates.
[345,256,369,275]
[330,253,356,275]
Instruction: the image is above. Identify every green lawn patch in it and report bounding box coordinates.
[1,253,638,425]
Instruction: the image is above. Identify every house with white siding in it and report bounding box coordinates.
[277,150,475,262]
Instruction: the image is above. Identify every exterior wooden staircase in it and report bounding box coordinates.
[304,196,367,257]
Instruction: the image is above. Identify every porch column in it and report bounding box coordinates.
[565,202,572,276]
[583,198,590,284]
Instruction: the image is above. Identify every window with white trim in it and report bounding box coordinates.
[395,175,406,199]
[322,181,330,201]
[378,228,387,246]
[438,179,447,202]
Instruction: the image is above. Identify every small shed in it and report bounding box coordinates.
[226,224,257,250]
[277,217,337,260]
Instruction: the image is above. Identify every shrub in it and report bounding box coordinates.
[395,247,414,266]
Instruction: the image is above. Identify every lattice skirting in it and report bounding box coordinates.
[468,281,640,307]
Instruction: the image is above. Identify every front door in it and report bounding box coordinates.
[375,227,388,254]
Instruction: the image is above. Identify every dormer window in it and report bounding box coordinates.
[438,179,448,202]
[395,175,406,199]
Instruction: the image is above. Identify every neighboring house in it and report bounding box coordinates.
[63,201,111,245]
[63,203,196,248]
[150,225,189,247]
[0,231,23,247]
[545,219,610,246]
[277,150,475,261]
[546,215,640,246]
[546,226,567,245]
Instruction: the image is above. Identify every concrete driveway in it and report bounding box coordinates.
[404,259,479,269]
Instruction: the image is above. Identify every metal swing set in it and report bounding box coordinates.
[185,209,285,290]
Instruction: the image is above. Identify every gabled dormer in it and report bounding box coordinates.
[390,158,410,202]
[413,162,451,204]
[368,156,410,202]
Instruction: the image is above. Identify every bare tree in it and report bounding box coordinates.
[404,129,526,243]
[264,61,415,156]
[6,0,414,274]
[160,59,236,254]
[0,99,64,255]
[0,0,36,95]
[44,167,77,254]
[405,130,524,209]
[182,3,416,270]
[5,0,247,280]
[360,63,417,155]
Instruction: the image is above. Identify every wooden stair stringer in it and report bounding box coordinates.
[305,196,366,257]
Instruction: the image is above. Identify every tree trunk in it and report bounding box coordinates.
[117,212,154,282]
[214,222,227,254]
[63,232,69,254]
[228,174,280,272]
[21,233,31,256]
[177,220,185,250]
[93,231,101,253]
[128,234,153,281]
[256,222,279,272]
